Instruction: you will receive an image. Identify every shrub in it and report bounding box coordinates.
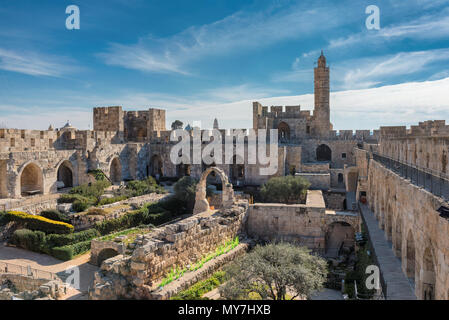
[0,211,7,226]
[125,177,165,197]
[171,271,226,300]
[5,211,74,234]
[51,240,91,261]
[40,209,70,223]
[69,180,111,203]
[58,193,91,204]
[72,198,91,212]
[173,176,197,213]
[45,229,99,248]
[88,169,107,181]
[260,175,310,204]
[94,202,173,235]
[97,195,128,206]
[10,229,46,252]
[86,207,107,216]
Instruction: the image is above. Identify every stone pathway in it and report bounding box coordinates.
[310,289,344,300]
[359,204,416,300]
[0,243,98,299]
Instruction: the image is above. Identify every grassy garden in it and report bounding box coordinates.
[0,175,198,262]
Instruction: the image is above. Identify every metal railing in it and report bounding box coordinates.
[372,153,449,202]
[0,261,60,281]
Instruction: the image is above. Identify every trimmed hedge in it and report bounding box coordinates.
[40,209,70,223]
[0,211,7,226]
[10,228,99,258]
[94,202,174,236]
[51,240,92,261]
[5,211,74,234]
[10,229,46,252]
[45,228,100,248]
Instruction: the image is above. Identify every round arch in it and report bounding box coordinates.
[150,154,163,178]
[386,205,393,241]
[316,144,332,162]
[324,221,356,257]
[193,167,235,214]
[19,161,44,196]
[393,214,403,258]
[56,160,73,189]
[406,230,416,282]
[97,248,119,267]
[277,122,290,142]
[422,246,436,300]
[110,157,122,184]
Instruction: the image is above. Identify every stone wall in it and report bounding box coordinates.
[90,201,248,300]
[0,274,65,300]
[366,159,449,300]
[246,190,359,254]
[296,172,330,190]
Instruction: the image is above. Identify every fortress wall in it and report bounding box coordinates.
[380,136,449,174]
[367,159,449,299]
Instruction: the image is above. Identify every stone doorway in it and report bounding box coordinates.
[193,167,235,214]
[57,160,73,189]
[20,162,44,196]
[110,157,122,184]
[316,144,332,162]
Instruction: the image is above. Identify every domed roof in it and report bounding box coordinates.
[61,120,76,130]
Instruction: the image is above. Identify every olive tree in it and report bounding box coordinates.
[260,175,310,204]
[219,243,328,300]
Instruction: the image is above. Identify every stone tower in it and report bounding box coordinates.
[313,51,331,137]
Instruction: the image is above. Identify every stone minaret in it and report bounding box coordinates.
[313,51,331,137]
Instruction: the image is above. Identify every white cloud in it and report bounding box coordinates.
[0,48,76,77]
[337,49,449,89]
[3,77,449,132]
[99,2,353,74]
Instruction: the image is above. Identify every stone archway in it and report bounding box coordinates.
[278,122,290,142]
[324,221,355,258]
[193,167,235,214]
[150,155,163,178]
[20,162,44,196]
[406,230,416,282]
[386,206,393,241]
[422,247,436,300]
[316,144,332,162]
[393,215,403,258]
[57,160,73,189]
[110,157,122,184]
[97,248,119,267]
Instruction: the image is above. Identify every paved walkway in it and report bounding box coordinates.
[0,243,98,299]
[359,204,416,300]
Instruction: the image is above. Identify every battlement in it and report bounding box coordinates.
[253,102,307,120]
[380,120,449,139]
[328,130,380,141]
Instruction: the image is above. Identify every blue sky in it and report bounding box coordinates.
[0,0,449,130]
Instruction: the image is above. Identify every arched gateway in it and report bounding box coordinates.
[193,167,235,214]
